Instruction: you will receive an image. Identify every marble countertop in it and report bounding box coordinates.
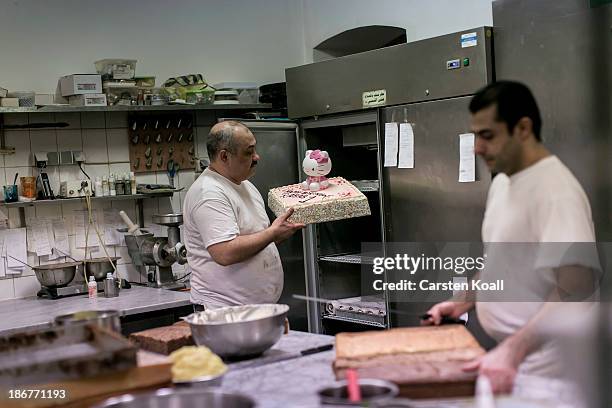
[0,286,191,336]
[222,330,337,408]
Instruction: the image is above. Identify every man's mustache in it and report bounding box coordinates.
[251,160,258,168]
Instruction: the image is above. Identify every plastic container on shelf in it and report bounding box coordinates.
[213,90,240,105]
[7,91,35,107]
[94,59,137,80]
[185,87,214,105]
[213,82,259,104]
[134,76,156,88]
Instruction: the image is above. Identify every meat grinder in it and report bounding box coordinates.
[121,212,188,290]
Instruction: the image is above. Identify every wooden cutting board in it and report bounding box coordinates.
[0,352,171,408]
[333,325,485,399]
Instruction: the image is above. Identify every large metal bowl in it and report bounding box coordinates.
[93,388,255,408]
[33,262,80,288]
[82,257,121,281]
[54,310,122,333]
[184,304,289,359]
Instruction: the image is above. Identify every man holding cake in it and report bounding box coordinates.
[423,82,598,395]
[182,121,304,310]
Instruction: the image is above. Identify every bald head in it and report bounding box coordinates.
[206,121,250,161]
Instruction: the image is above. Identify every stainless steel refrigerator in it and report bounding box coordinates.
[286,27,495,334]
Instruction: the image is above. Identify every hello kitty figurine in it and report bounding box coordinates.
[301,149,332,191]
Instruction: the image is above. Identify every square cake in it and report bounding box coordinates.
[268,177,371,224]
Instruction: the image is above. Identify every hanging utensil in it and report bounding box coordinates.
[7,255,35,269]
[53,248,80,263]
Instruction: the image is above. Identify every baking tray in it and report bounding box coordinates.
[0,324,137,386]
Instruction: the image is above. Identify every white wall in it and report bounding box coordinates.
[0,0,305,93]
[0,0,496,300]
[299,0,494,63]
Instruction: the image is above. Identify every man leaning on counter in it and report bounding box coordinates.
[182,121,304,311]
[424,81,599,395]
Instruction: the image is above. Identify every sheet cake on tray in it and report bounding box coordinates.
[268,177,371,224]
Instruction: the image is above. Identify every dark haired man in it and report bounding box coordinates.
[183,121,304,310]
[423,81,597,396]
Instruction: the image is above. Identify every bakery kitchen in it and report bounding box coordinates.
[373,279,504,292]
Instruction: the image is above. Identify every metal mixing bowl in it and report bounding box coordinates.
[93,388,255,408]
[184,304,289,359]
[33,262,80,288]
[54,310,122,333]
[82,257,120,281]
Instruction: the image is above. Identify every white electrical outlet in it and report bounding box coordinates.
[72,151,86,163]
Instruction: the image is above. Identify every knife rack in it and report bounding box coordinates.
[128,113,196,173]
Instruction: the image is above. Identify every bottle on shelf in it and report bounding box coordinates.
[109,174,116,196]
[130,172,137,194]
[124,173,132,196]
[102,176,110,196]
[94,177,102,197]
[115,174,125,195]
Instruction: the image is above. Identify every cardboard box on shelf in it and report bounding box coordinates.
[59,74,102,97]
[68,93,107,107]
[35,93,55,106]
[0,98,19,107]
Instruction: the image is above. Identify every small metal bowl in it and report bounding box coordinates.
[318,379,399,406]
[173,372,225,388]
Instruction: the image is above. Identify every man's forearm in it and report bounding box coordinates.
[209,228,276,266]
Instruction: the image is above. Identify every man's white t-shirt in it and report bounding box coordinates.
[477,155,597,378]
[182,168,283,308]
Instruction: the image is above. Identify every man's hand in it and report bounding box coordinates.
[270,208,305,243]
[421,301,473,326]
[462,338,524,394]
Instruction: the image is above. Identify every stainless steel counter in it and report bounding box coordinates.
[0,286,191,336]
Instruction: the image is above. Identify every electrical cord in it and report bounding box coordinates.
[78,162,91,180]
[173,271,192,282]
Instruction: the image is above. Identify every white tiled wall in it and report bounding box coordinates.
[0,111,212,299]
